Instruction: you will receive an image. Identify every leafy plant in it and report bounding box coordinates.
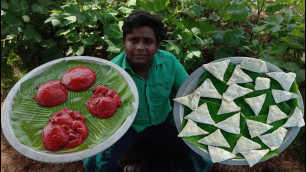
[2,0,305,95]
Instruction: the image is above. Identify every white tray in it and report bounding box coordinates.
[173,57,304,165]
[1,56,139,163]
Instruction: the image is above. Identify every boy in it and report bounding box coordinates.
[84,10,212,172]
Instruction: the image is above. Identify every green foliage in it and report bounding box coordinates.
[1,0,305,90]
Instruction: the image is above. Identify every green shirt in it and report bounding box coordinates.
[111,50,189,132]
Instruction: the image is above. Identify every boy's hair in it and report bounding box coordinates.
[122,10,165,42]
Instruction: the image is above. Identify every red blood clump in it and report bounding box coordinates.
[42,123,69,151]
[86,85,122,118]
[34,81,68,107]
[62,66,96,91]
[92,85,122,106]
[42,108,89,151]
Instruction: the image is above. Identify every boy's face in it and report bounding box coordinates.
[123,26,159,67]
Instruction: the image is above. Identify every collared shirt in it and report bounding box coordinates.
[111,49,189,132]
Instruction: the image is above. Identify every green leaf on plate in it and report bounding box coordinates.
[179,61,300,160]
[11,60,135,152]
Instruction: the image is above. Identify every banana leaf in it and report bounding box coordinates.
[11,60,135,153]
[180,63,300,160]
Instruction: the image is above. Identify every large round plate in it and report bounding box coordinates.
[173,57,304,165]
[1,56,139,163]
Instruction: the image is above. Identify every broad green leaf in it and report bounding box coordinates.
[75,13,87,23]
[165,40,182,55]
[252,25,265,33]
[172,19,186,30]
[51,19,61,27]
[283,7,294,16]
[64,16,77,24]
[104,24,123,40]
[212,31,226,43]
[12,60,135,152]
[191,27,201,35]
[263,15,284,25]
[138,0,169,12]
[190,4,202,16]
[106,39,122,54]
[281,62,300,72]
[118,7,133,18]
[209,13,221,21]
[187,50,201,58]
[265,4,284,13]
[67,32,81,43]
[280,35,304,49]
[223,29,245,47]
[66,46,74,56]
[195,35,205,46]
[127,0,136,6]
[264,39,287,57]
[203,38,214,47]
[265,24,281,33]
[1,25,17,37]
[82,34,95,45]
[261,54,286,67]
[288,29,305,37]
[84,11,97,27]
[76,46,84,56]
[198,21,216,34]
[182,17,197,30]
[61,4,80,14]
[2,14,23,27]
[227,4,248,22]
[204,0,230,10]
[8,0,29,13]
[101,9,118,22]
[181,30,194,45]
[55,29,70,36]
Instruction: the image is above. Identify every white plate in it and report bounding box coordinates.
[1,56,139,163]
[173,57,304,165]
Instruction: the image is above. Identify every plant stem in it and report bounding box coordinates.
[256,0,266,24]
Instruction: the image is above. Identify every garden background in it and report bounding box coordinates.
[1,0,305,171]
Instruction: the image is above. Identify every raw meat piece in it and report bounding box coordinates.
[62,66,96,91]
[34,80,68,107]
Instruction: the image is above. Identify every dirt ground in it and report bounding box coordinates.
[1,130,305,172]
[1,98,305,172]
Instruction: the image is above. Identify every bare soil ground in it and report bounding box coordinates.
[1,98,305,172]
